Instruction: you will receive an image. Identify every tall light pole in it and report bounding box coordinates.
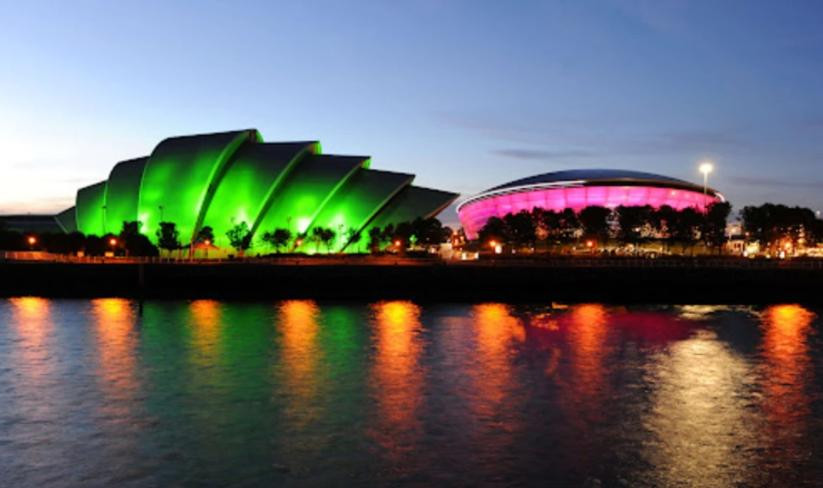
[699,161,714,206]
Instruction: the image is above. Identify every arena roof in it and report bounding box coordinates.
[487,169,704,193]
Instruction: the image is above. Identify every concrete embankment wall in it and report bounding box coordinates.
[0,260,820,303]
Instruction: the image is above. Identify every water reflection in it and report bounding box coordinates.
[90,298,139,419]
[9,297,53,370]
[277,300,322,427]
[8,297,55,413]
[0,300,821,486]
[471,304,525,417]
[565,304,609,408]
[642,329,758,487]
[370,301,424,461]
[189,299,223,368]
[760,304,815,479]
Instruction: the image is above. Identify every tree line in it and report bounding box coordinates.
[740,203,823,252]
[0,216,452,257]
[476,203,733,253]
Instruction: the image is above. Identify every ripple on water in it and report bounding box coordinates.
[0,300,821,486]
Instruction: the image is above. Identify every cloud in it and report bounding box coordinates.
[432,111,549,145]
[435,110,748,156]
[616,129,746,155]
[728,175,823,189]
[490,148,596,160]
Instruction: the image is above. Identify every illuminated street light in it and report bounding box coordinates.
[27,236,37,247]
[109,238,117,247]
[698,161,714,201]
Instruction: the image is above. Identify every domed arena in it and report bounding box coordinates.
[457,169,724,239]
[58,129,456,252]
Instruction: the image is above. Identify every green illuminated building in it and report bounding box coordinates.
[59,129,457,252]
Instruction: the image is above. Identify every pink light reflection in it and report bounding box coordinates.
[458,185,720,239]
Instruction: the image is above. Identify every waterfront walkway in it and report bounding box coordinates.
[4,251,823,270]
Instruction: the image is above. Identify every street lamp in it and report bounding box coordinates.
[27,236,37,248]
[698,161,714,201]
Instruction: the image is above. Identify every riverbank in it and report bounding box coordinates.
[1,258,821,303]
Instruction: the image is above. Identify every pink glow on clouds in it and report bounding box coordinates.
[458,185,721,239]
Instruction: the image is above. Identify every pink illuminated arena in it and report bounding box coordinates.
[457,169,724,239]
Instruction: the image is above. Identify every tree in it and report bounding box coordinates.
[119,221,158,257]
[156,222,181,255]
[226,221,252,255]
[741,203,820,253]
[273,228,293,252]
[410,217,450,247]
[616,205,653,247]
[503,210,536,248]
[344,227,362,252]
[557,209,580,244]
[669,208,701,254]
[393,221,414,249]
[195,226,215,245]
[311,226,336,253]
[121,221,141,237]
[262,228,292,253]
[811,217,823,246]
[380,224,395,249]
[651,205,674,241]
[477,216,509,247]
[368,226,383,253]
[703,201,732,253]
[535,209,561,250]
[40,232,86,255]
[578,206,612,243]
[442,226,454,243]
[84,235,107,256]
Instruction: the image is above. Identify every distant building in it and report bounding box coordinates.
[57,129,457,252]
[0,214,64,234]
[457,169,725,239]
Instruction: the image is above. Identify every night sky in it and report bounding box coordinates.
[2,0,822,224]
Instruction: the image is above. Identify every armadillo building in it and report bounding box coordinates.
[58,129,457,252]
[457,169,724,239]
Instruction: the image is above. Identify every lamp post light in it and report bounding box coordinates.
[698,161,714,204]
[27,235,37,249]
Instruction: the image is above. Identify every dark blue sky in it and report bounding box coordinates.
[2,0,822,222]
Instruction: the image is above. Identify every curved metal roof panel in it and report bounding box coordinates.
[486,169,698,192]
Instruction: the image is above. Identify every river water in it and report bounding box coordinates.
[0,299,821,487]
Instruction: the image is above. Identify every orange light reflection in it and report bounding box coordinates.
[90,298,138,419]
[189,299,222,366]
[566,304,608,404]
[278,300,321,427]
[471,303,525,417]
[8,297,54,419]
[760,304,814,469]
[370,301,424,458]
